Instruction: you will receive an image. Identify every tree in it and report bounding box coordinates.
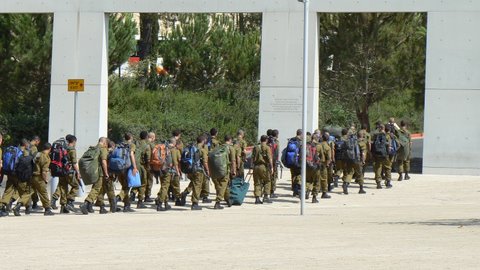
[159,13,261,90]
[0,14,53,143]
[138,13,159,60]
[319,13,426,130]
[108,13,138,75]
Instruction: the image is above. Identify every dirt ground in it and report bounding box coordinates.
[0,172,479,270]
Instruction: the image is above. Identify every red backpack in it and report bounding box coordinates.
[304,142,319,169]
[50,138,71,177]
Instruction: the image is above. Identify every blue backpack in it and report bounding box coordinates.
[180,144,201,174]
[2,146,23,176]
[108,143,131,174]
[281,139,300,169]
[389,135,398,156]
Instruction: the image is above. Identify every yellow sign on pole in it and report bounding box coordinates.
[68,79,85,92]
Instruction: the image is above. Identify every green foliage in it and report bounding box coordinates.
[108,13,138,74]
[319,13,426,131]
[0,14,53,145]
[159,14,261,90]
[108,77,259,144]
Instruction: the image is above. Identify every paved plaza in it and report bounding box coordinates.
[0,172,479,269]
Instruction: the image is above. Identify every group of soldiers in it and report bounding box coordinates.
[0,129,249,216]
[0,117,412,216]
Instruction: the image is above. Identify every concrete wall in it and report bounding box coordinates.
[259,11,319,148]
[423,12,480,175]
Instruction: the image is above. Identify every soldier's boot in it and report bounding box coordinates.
[292,184,300,197]
[175,199,182,206]
[213,202,224,210]
[32,201,39,210]
[386,180,393,189]
[359,185,366,194]
[129,192,136,203]
[376,182,383,189]
[0,206,9,217]
[321,192,331,199]
[226,199,232,207]
[164,202,172,211]
[99,206,108,214]
[312,196,319,204]
[305,191,310,200]
[333,176,339,187]
[180,191,188,206]
[65,200,76,212]
[270,192,279,199]
[342,182,349,195]
[13,203,22,216]
[60,205,70,214]
[263,195,273,204]
[25,204,31,215]
[405,173,411,180]
[44,208,55,216]
[79,201,90,215]
[144,196,154,203]
[50,197,58,210]
[202,197,212,203]
[115,195,122,203]
[136,200,147,209]
[398,173,403,181]
[191,202,202,211]
[87,201,95,213]
[156,202,165,211]
[328,183,334,192]
[123,203,135,213]
[6,198,14,212]
[254,197,263,204]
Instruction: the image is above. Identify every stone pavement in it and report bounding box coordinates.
[0,172,479,270]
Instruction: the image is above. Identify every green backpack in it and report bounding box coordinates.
[208,145,229,179]
[79,146,101,185]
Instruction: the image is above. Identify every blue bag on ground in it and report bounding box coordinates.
[127,168,141,188]
[230,177,250,205]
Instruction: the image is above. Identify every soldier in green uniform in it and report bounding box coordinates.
[359,125,371,176]
[212,135,236,210]
[14,142,54,216]
[95,140,120,214]
[372,124,392,189]
[29,136,41,209]
[305,135,321,202]
[187,135,209,210]
[156,138,180,211]
[116,133,138,212]
[0,133,3,186]
[269,129,280,198]
[57,135,81,213]
[80,137,109,215]
[144,132,156,202]
[354,131,367,194]
[171,140,183,206]
[318,133,332,200]
[235,129,248,179]
[290,129,303,197]
[0,139,30,215]
[252,135,273,204]
[135,131,151,209]
[396,121,412,181]
[337,129,356,195]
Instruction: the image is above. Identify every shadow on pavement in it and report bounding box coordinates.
[379,219,480,227]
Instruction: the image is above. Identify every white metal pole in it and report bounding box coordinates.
[300,0,309,216]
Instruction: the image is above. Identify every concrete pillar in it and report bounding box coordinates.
[258,10,319,147]
[423,12,480,175]
[49,12,109,153]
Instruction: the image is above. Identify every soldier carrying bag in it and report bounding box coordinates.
[79,146,101,185]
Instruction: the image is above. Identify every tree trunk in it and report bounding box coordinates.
[356,105,371,132]
[138,13,159,60]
